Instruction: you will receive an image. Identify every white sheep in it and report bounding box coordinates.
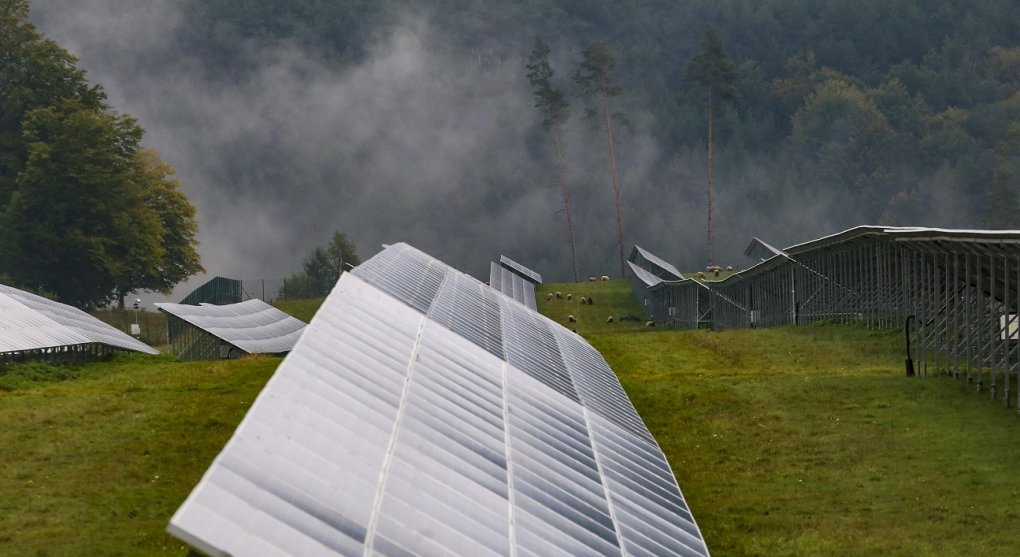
[555,291,562,299]
[546,292,553,301]
[588,276,597,282]
[580,296,588,304]
[568,314,576,323]
[600,275,610,281]
[726,265,733,271]
[606,315,614,323]
[645,320,655,327]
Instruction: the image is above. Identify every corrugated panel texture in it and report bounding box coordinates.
[154,299,306,354]
[499,255,543,284]
[168,242,709,557]
[489,262,537,310]
[0,283,158,355]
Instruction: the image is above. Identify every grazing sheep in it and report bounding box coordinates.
[587,296,594,305]
[697,272,705,279]
[566,293,572,301]
[568,314,576,323]
[589,276,597,282]
[714,269,720,277]
[580,296,587,304]
[600,275,610,281]
[546,292,553,301]
[555,291,562,299]
[726,265,733,271]
[645,320,656,327]
[606,315,614,323]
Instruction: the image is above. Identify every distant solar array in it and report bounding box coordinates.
[169,242,709,556]
[155,299,306,361]
[499,254,543,284]
[0,283,157,362]
[489,261,537,310]
[628,246,683,281]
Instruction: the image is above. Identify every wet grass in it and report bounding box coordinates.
[541,279,1020,556]
[3,280,1019,555]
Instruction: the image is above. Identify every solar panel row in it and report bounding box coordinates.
[155,299,306,355]
[169,242,708,557]
[0,283,157,356]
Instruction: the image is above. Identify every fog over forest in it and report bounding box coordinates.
[28,0,1015,288]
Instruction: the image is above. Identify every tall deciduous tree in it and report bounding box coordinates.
[0,3,202,308]
[115,148,204,307]
[688,26,737,266]
[0,0,104,207]
[574,40,626,277]
[0,100,162,308]
[526,38,578,282]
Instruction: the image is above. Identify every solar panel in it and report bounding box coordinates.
[499,255,543,285]
[490,262,538,310]
[154,299,306,355]
[169,243,709,557]
[629,246,683,280]
[0,283,158,355]
[627,260,665,288]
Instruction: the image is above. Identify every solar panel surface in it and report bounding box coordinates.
[499,255,543,284]
[168,243,709,557]
[154,299,306,355]
[489,262,538,310]
[0,283,158,355]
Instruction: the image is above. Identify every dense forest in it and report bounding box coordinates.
[24,0,1020,282]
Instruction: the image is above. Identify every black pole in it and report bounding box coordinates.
[905,315,915,377]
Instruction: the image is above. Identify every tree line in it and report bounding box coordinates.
[175,0,1020,249]
[0,0,201,308]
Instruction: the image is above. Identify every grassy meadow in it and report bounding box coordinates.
[0,279,1018,555]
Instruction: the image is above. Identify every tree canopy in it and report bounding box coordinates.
[0,1,201,308]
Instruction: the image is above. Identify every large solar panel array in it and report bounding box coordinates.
[0,283,158,355]
[489,261,538,310]
[499,254,543,285]
[169,242,709,557]
[154,299,306,355]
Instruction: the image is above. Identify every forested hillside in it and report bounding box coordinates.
[27,0,1020,281]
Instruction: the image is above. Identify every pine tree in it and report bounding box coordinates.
[526,38,578,282]
[574,40,627,278]
[687,27,737,266]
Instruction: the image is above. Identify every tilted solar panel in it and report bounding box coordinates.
[168,243,709,557]
[489,262,538,310]
[499,255,543,285]
[0,283,158,355]
[154,299,306,355]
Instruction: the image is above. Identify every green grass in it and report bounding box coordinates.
[272,298,324,323]
[543,279,1020,556]
[3,281,1019,555]
[0,353,278,556]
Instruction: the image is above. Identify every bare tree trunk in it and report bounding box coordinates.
[601,78,625,278]
[553,122,579,282]
[706,82,714,267]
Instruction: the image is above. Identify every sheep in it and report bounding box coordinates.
[587,296,594,305]
[568,314,576,323]
[714,269,720,277]
[546,292,553,301]
[566,293,572,301]
[555,291,562,299]
[645,320,656,327]
[726,265,733,271]
[600,275,610,281]
[588,276,597,282]
[580,296,588,304]
[697,272,705,279]
[606,315,614,323]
